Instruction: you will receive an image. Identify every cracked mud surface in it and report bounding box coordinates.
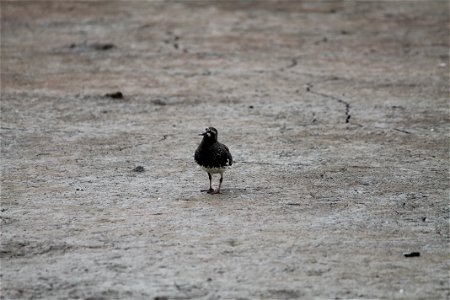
[1,1,449,299]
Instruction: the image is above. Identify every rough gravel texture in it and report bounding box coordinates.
[1,1,449,299]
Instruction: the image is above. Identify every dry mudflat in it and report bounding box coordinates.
[1,1,449,299]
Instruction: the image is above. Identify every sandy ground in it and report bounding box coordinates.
[1,1,449,299]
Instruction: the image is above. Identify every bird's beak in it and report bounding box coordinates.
[199,128,208,136]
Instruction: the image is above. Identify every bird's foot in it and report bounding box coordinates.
[201,188,215,193]
[211,189,221,194]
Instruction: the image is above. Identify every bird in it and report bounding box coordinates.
[194,127,233,194]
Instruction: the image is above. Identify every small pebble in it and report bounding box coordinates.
[152,99,167,106]
[92,43,115,51]
[132,166,145,172]
[404,252,420,257]
[105,91,124,99]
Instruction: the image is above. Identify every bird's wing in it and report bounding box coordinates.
[223,144,233,166]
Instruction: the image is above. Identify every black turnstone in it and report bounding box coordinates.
[194,127,233,194]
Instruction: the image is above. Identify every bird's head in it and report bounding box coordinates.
[199,127,218,142]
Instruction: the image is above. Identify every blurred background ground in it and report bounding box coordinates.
[1,1,449,299]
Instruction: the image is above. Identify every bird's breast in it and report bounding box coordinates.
[201,166,227,174]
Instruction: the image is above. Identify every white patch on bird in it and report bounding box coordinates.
[201,166,227,174]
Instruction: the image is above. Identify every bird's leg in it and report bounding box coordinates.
[206,173,214,193]
[201,173,214,193]
[212,174,223,194]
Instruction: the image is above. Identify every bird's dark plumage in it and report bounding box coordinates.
[194,127,232,194]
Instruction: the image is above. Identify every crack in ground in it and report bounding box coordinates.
[279,57,300,72]
[307,84,351,123]
[285,57,298,69]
